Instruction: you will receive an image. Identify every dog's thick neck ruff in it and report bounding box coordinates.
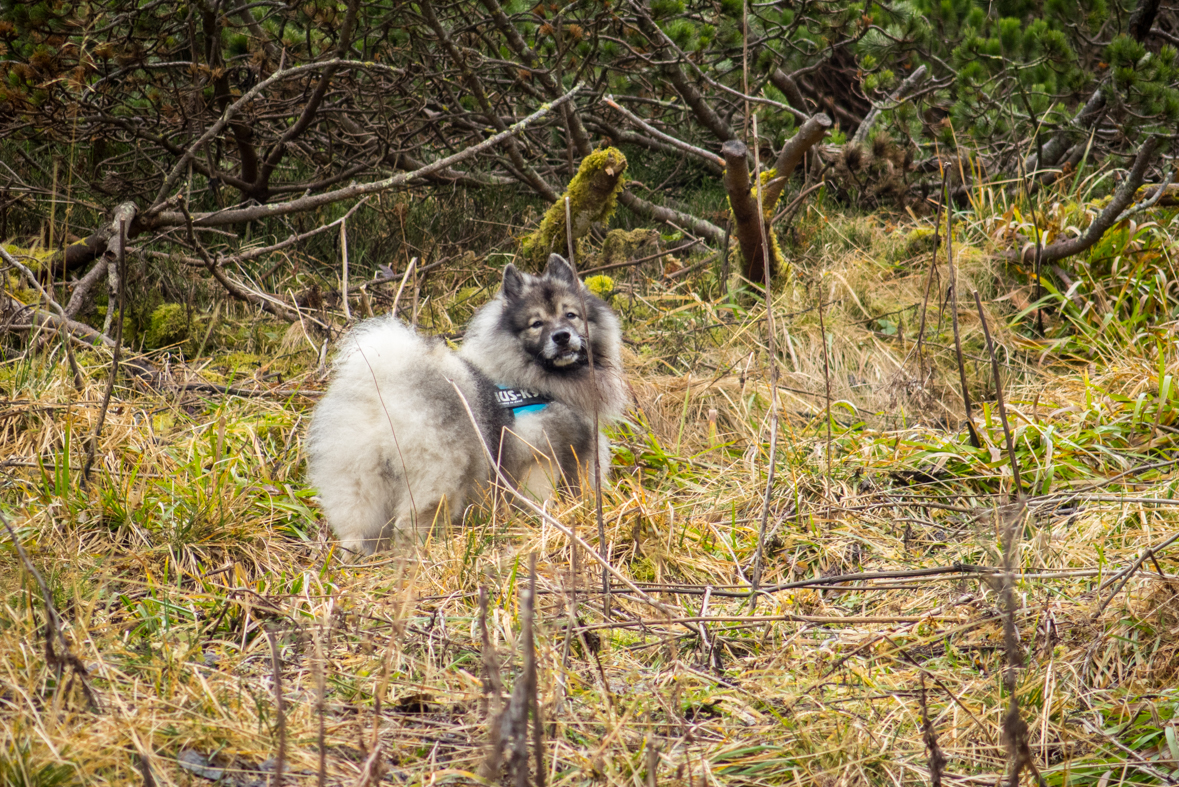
[494,385,552,414]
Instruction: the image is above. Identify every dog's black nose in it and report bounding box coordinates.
[552,330,570,346]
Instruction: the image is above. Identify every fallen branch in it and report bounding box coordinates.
[998,506,1046,787]
[265,628,288,787]
[1117,167,1176,222]
[768,69,810,116]
[1005,136,1162,264]
[4,293,116,348]
[179,200,328,327]
[1,244,85,387]
[974,291,1023,498]
[64,255,109,319]
[617,189,725,244]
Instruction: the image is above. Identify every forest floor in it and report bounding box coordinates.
[3,196,1179,786]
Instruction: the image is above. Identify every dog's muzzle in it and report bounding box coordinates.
[546,329,585,367]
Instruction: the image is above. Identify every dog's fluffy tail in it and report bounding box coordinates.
[306,317,492,555]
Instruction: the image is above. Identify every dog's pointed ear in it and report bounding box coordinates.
[544,253,579,288]
[502,264,526,300]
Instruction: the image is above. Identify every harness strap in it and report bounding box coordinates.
[494,386,552,414]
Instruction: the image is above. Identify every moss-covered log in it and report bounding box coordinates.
[521,147,627,267]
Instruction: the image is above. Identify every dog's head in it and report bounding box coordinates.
[499,254,611,373]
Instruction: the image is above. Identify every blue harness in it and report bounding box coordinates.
[495,386,552,415]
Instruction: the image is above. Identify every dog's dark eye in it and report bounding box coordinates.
[530,320,543,329]
[565,311,577,320]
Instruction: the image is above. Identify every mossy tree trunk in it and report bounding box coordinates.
[723,114,831,285]
[521,148,627,268]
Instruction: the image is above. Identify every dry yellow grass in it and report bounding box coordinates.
[4,214,1179,786]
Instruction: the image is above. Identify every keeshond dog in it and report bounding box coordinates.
[306,254,629,555]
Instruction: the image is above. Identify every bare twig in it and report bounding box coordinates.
[480,586,506,780]
[769,181,825,228]
[505,555,542,787]
[315,621,327,787]
[818,279,833,497]
[603,96,724,167]
[914,170,947,377]
[581,239,704,276]
[945,181,980,448]
[645,736,659,787]
[527,555,545,787]
[390,257,418,319]
[918,676,948,787]
[81,215,129,485]
[266,627,287,787]
[1095,530,1179,616]
[852,65,927,146]
[353,743,384,787]
[998,507,1044,787]
[149,84,583,229]
[179,200,319,325]
[973,291,1023,498]
[1116,165,1176,222]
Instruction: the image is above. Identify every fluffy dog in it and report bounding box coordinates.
[306,254,628,555]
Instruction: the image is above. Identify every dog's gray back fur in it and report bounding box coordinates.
[306,254,627,555]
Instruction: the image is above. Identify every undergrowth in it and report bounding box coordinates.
[3,193,1179,786]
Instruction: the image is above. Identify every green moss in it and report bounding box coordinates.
[446,284,490,323]
[585,275,616,299]
[152,412,177,434]
[2,243,52,274]
[599,228,657,270]
[92,307,137,344]
[521,147,628,267]
[904,226,938,257]
[6,278,37,305]
[219,352,263,371]
[629,555,657,582]
[144,303,189,349]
